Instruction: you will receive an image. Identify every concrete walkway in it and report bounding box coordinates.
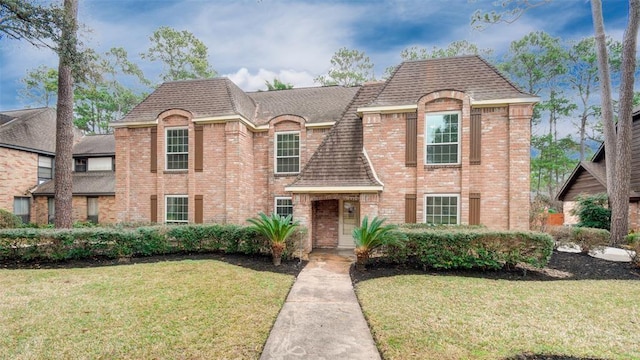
[260,250,381,360]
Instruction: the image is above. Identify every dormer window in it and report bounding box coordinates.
[75,158,87,172]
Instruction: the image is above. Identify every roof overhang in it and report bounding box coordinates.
[284,185,383,193]
[306,121,336,129]
[109,120,158,128]
[471,97,540,106]
[357,104,417,115]
[192,114,259,131]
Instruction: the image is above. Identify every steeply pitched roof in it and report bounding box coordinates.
[32,171,115,196]
[369,56,534,106]
[248,86,359,125]
[287,82,385,189]
[73,134,115,156]
[116,78,256,124]
[0,107,57,154]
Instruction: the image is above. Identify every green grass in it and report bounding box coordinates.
[356,276,640,360]
[0,260,295,359]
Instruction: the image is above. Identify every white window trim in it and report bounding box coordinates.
[165,127,189,171]
[274,196,293,217]
[274,131,301,174]
[424,111,461,165]
[165,195,189,223]
[424,194,461,225]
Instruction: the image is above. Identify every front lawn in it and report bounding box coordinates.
[356,276,640,359]
[0,259,295,359]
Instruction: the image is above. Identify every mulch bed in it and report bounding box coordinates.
[351,250,640,284]
[0,252,308,277]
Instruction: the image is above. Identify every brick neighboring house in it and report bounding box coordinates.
[111,55,538,252]
[0,108,58,223]
[31,134,116,225]
[556,106,640,229]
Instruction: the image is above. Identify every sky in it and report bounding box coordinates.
[0,0,633,113]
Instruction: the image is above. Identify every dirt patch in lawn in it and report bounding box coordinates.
[0,252,307,277]
[351,250,640,284]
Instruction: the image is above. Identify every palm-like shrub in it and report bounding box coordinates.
[352,216,400,269]
[247,212,299,266]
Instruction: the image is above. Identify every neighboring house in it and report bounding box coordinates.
[556,106,640,229]
[111,55,538,253]
[31,134,116,225]
[0,108,57,223]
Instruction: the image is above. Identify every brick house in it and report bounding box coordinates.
[556,106,640,229]
[31,134,117,225]
[0,108,58,223]
[111,56,538,252]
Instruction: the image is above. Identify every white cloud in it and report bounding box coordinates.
[225,68,316,91]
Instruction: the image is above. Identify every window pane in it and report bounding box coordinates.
[426,113,459,164]
[166,196,188,223]
[275,197,293,218]
[13,197,29,223]
[425,196,458,225]
[276,133,299,173]
[166,129,188,170]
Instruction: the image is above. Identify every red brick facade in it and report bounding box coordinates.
[0,147,38,214]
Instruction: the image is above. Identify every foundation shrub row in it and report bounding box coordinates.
[0,224,306,262]
[383,226,554,269]
[546,226,610,253]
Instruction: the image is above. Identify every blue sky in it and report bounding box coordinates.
[0,0,632,111]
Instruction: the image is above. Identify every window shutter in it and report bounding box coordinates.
[150,195,158,223]
[470,108,481,165]
[195,125,203,172]
[195,195,203,224]
[469,193,481,225]
[406,112,417,166]
[405,194,417,223]
[150,127,157,173]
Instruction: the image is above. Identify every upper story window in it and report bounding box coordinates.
[38,155,54,184]
[88,157,114,171]
[166,128,188,170]
[275,132,300,174]
[425,112,460,165]
[75,158,87,172]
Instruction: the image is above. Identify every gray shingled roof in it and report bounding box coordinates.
[369,56,533,106]
[288,82,385,188]
[116,78,256,124]
[0,107,57,154]
[73,134,115,156]
[248,86,360,125]
[32,171,115,196]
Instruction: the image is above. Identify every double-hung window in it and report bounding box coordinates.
[38,155,54,183]
[13,197,30,224]
[425,112,460,165]
[166,195,188,223]
[275,132,300,174]
[275,197,293,218]
[166,128,188,170]
[424,195,459,225]
[87,197,99,223]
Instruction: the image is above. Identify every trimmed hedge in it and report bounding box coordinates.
[385,226,554,269]
[0,224,307,262]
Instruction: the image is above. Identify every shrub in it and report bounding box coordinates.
[0,209,21,229]
[573,193,611,230]
[548,226,610,253]
[0,223,308,263]
[386,227,553,270]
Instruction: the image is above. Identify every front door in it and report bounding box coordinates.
[338,200,359,248]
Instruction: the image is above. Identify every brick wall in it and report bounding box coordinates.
[362,90,533,230]
[32,195,116,225]
[0,147,38,214]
